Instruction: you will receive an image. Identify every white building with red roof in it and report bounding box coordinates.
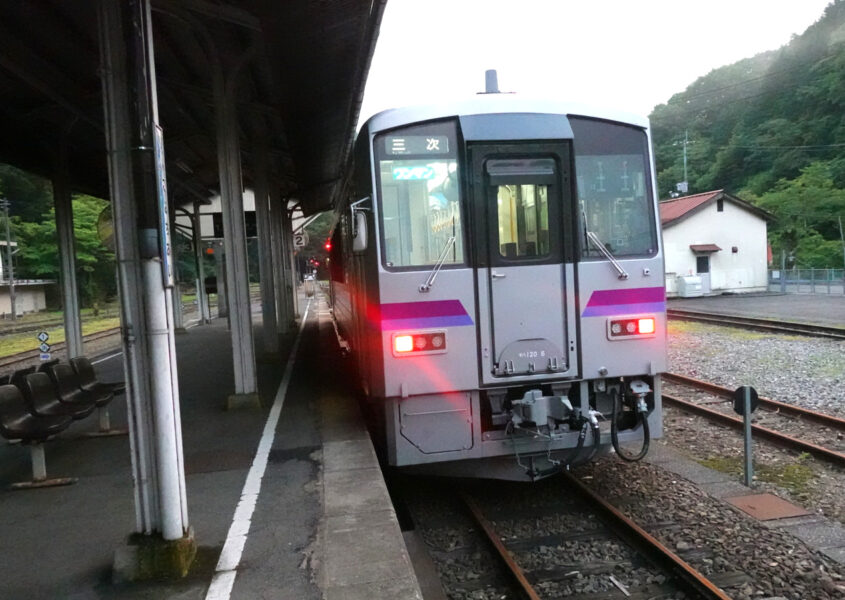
[658,190,772,296]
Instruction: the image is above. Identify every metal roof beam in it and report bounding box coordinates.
[151,0,261,32]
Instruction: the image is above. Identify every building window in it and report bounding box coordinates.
[696,255,710,274]
[717,198,724,212]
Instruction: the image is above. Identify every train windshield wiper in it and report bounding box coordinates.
[418,235,456,292]
[586,231,629,280]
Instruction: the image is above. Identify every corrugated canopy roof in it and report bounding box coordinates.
[0,0,386,216]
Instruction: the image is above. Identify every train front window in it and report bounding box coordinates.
[570,117,657,257]
[375,121,464,269]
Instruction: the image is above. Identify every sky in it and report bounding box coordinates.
[359,0,833,125]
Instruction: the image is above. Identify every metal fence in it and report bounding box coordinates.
[768,268,845,295]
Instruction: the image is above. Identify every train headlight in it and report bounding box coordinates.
[391,331,448,357]
[637,318,655,334]
[394,335,414,353]
[607,316,657,340]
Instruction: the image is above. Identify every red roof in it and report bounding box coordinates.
[658,190,723,225]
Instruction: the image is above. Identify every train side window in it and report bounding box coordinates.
[329,225,344,282]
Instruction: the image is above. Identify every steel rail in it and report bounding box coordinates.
[664,372,845,431]
[0,327,122,370]
[667,309,845,340]
[663,393,845,466]
[561,471,733,600]
[460,492,542,600]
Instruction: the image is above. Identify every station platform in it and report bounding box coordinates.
[668,292,845,328]
[0,293,422,599]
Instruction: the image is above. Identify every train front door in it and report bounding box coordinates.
[470,143,577,382]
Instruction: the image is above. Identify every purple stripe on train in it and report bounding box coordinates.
[380,300,474,331]
[581,287,666,317]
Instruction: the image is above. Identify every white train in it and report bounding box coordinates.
[327,94,666,480]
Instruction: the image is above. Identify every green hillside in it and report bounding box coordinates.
[650,0,845,268]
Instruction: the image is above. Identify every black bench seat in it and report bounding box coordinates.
[0,384,76,489]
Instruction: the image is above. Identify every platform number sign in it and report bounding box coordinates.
[37,331,50,361]
[293,232,309,248]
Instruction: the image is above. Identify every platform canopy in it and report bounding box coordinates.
[0,0,385,215]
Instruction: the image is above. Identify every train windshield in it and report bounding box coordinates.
[570,117,657,257]
[375,121,464,269]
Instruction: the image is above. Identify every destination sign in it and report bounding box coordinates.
[385,135,450,155]
[393,166,436,181]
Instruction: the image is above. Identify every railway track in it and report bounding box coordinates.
[461,475,732,600]
[663,372,845,466]
[398,474,737,599]
[667,308,845,340]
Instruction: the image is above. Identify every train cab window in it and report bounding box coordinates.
[375,121,464,269]
[570,117,657,258]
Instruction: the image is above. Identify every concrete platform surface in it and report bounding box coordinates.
[0,292,422,599]
[668,292,845,327]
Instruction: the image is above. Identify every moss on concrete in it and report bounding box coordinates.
[698,453,816,496]
[115,530,197,581]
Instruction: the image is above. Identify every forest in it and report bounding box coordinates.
[650,0,845,268]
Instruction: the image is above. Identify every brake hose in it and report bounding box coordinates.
[611,389,650,462]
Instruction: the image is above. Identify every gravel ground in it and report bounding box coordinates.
[666,320,845,525]
[668,320,845,417]
[575,458,845,600]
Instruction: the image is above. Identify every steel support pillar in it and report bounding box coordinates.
[191,199,210,324]
[52,164,84,358]
[252,143,278,356]
[98,0,194,577]
[269,187,289,334]
[284,208,300,318]
[213,54,258,407]
[214,242,228,319]
[171,248,185,333]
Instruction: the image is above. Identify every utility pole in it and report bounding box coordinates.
[683,129,689,186]
[1,198,16,321]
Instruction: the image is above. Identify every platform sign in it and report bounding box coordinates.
[154,123,175,288]
[37,331,51,360]
[293,232,309,248]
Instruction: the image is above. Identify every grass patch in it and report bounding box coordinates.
[0,316,121,359]
[698,453,816,496]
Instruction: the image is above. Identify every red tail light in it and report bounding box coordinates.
[391,332,447,356]
[608,316,657,340]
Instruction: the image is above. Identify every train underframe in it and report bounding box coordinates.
[377,374,662,481]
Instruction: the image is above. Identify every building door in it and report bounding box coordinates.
[696,254,711,294]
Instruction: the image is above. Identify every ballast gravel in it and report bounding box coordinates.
[666,321,845,525]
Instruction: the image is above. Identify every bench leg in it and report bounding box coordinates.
[8,444,76,490]
[83,407,129,437]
